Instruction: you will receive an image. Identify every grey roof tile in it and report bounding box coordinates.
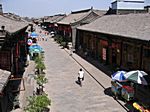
[78,13,150,41]
[0,15,28,33]
[57,9,107,25]
[93,10,107,16]
[44,14,66,23]
[57,12,89,25]
[0,69,11,92]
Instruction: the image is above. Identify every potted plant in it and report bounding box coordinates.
[34,56,43,64]
[35,75,48,95]
[25,94,51,112]
[35,61,46,75]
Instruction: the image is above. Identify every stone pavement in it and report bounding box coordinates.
[12,61,36,112]
[37,33,129,112]
[65,49,111,88]
[64,48,130,111]
[12,25,130,112]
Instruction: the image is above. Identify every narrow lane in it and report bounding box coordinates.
[38,34,127,112]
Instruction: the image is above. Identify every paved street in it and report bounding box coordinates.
[37,32,128,112]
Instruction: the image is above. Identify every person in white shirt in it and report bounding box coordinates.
[78,68,84,81]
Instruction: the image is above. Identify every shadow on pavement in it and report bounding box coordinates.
[104,87,134,112]
[75,80,82,87]
[76,52,113,78]
[104,87,113,97]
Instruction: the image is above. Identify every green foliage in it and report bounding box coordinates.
[57,36,63,44]
[34,56,43,64]
[35,75,48,86]
[34,55,46,74]
[25,94,51,112]
[54,35,64,44]
[35,61,46,71]
[60,41,66,48]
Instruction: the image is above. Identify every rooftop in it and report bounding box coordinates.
[44,14,66,23]
[78,13,150,41]
[0,15,28,33]
[57,8,106,25]
[57,11,89,25]
[0,69,11,93]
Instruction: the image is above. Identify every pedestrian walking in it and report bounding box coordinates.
[68,43,73,56]
[78,68,84,86]
[70,47,73,56]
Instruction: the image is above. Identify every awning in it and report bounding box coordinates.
[0,69,11,93]
[29,44,43,54]
[29,32,38,38]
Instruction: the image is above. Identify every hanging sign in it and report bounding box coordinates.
[27,39,32,46]
[102,48,106,61]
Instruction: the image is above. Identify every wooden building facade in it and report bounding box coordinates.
[57,8,106,49]
[42,14,66,33]
[76,14,150,74]
[0,15,28,111]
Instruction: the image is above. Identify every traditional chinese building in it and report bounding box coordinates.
[57,7,107,49]
[42,14,66,32]
[0,14,28,111]
[76,13,150,74]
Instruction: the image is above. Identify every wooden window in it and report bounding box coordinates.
[144,49,150,58]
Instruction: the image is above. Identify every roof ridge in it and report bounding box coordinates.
[71,8,92,14]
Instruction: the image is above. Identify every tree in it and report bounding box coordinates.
[36,75,48,86]
[34,56,43,64]
[35,75,48,95]
[25,94,51,112]
[35,61,46,74]
[34,56,45,74]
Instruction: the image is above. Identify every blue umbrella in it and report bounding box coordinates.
[29,32,38,38]
[111,71,126,81]
[29,44,43,52]
[32,49,41,53]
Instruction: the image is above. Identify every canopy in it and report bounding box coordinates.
[29,32,38,38]
[124,70,149,85]
[29,44,43,51]
[29,44,43,54]
[111,71,126,81]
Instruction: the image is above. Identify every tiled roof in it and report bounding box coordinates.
[0,69,11,92]
[0,15,28,33]
[78,13,150,41]
[3,13,22,21]
[93,10,107,16]
[57,8,92,25]
[57,9,107,25]
[44,14,66,23]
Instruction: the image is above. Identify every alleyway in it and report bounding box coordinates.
[37,30,128,112]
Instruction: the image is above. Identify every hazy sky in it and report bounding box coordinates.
[1,0,112,18]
